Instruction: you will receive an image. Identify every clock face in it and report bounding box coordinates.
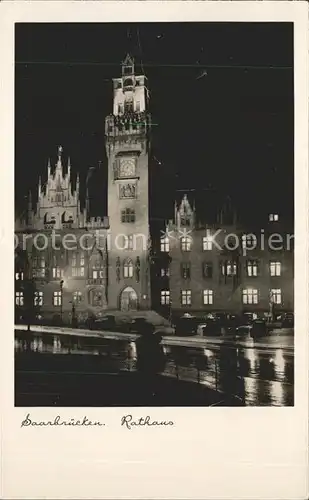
[119,158,136,178]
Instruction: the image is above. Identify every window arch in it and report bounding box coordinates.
[123,258,134,279]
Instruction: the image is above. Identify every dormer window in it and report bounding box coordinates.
[124,100,134,113]
[269,213,279,222]
[180,215,191,226]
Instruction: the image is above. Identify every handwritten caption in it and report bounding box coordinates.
[21,413,175,430]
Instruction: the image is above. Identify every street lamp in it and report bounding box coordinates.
[60,280,64,323]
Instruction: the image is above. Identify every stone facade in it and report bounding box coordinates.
[15,54,151,322]
[154,194,294,319]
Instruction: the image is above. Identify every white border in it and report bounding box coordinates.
[1,2,308,499]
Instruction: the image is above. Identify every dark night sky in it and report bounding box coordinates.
[15,22,294,224]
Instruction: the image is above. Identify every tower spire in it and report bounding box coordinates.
[67,156,71,181]
[56,145,63,173]
[122,53,134,76]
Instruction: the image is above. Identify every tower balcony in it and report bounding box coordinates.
[105,112,151,138]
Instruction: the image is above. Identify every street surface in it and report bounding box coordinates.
[15,324,294,406]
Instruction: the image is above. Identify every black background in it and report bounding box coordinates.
[15,22,293,224]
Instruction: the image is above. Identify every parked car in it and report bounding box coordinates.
[174,315,198,336]
[250,319,267,339]
[94,314,117,331]
[281,312,294,328]
[200,318,222,337]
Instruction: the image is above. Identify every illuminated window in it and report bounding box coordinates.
[181,236,192,251]
[72,267,85,277]
[222,261,237,276]
[72,252,77,267]
[32,256,46,278]
[271,289,282,304]
[73,291,82,304]
[203,289,214,305]
[161,268,170,277]
[247,260,258,277]
[160,290,170,305]
[53,291,62,306]
[242,234,256,248]
[242,288,258,305]
[160,236,169,252]
[123,259,134,278]
[270,261,281,276]
[15,272,24,280]
[203,230,212,251]
[34,291,43,306]
[92,269,104,279]
[72,251,85,277]
[52,267,64,279]
[181,290,192,306]
[269,213,279,222]
[15,291,24,306]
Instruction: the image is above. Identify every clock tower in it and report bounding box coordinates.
[105,55,152,311]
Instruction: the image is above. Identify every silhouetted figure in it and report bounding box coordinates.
[71,304,78,329]
[135,324,166,402]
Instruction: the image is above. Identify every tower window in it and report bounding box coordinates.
[124,100,134,113]
[123,258,134,278]
[123,66,133,75]
[118,103,123,114]
[121,208,135,223]
[135,101,140,112]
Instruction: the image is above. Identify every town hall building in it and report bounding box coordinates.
[15,55,294,325]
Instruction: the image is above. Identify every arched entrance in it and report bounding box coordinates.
[120,287,138,311]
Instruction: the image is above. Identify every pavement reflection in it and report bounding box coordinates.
[15,330,294,406]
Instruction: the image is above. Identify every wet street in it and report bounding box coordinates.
[15,330,294,407]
